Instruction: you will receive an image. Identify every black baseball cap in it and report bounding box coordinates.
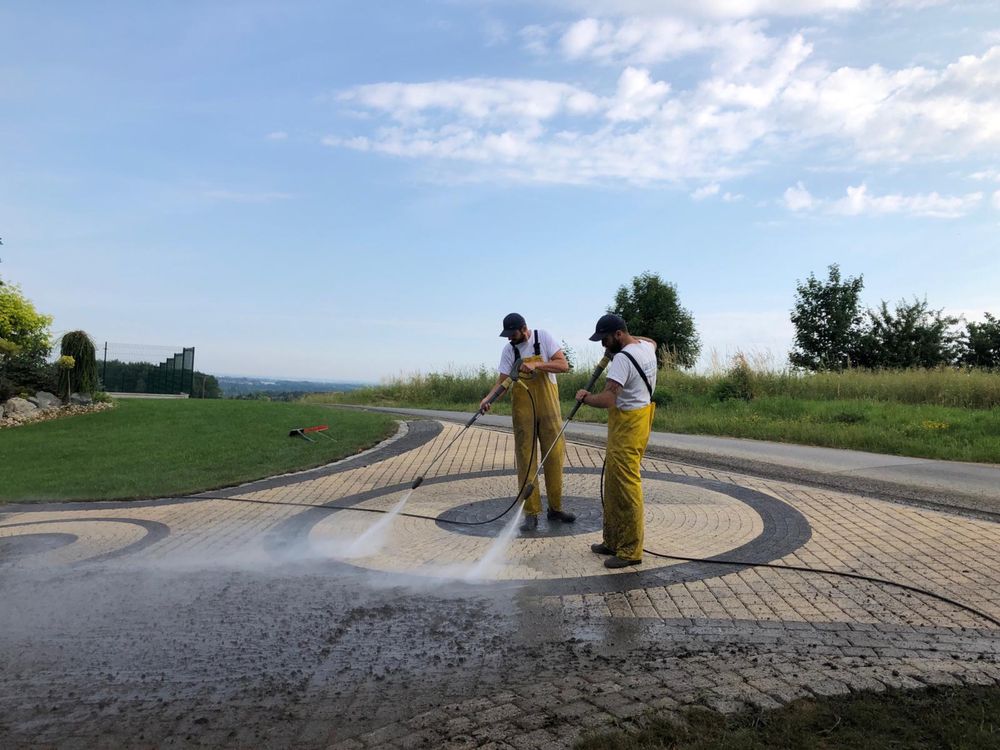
[499,312,526,337]
[589,313,627,341]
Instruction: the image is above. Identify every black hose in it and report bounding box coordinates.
[202,387,538,527]
[641,547,1000,630]
[595,460,1000,630]
[412,357,523,488]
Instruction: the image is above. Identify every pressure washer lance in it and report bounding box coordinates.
[517,349,612,502]
[409,356,523,491]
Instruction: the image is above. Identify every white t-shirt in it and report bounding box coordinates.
[498,328,562,384]
[606,340,657,410]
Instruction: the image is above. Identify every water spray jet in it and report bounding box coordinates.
[408,355,523,491]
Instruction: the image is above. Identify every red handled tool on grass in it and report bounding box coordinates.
[289,425,335,442]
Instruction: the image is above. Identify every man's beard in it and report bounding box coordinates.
[608,338,624,353]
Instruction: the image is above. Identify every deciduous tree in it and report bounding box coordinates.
[854,298,961,369]
[611,272,700,368]
[789,264,864,371]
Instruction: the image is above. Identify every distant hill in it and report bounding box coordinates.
[216,376,366,397]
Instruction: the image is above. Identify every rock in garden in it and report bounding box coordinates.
[69,393,94,406]
[2,397,38,417]
[34,391,63,410]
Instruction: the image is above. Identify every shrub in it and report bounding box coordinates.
[59,331,99,394]
[712,355,755,402]
[652,387,673,407]
[0,351,57,400]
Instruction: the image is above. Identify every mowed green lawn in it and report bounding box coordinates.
[0,399,396,503]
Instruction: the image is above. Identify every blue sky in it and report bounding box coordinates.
[2,1,998,382]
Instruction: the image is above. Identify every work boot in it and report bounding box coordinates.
[520,515,539,533]
[604,556,641,569]
[547,509,576,523]
[590,543,614,555]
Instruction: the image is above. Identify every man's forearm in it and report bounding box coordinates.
[533,360,570,374]
[483,376,507,401]
[582,390,617,409]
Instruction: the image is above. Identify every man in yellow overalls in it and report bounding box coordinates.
[576,314,657,568]
[480,313,574,533]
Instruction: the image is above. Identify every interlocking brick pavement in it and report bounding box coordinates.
[1,418,998,748]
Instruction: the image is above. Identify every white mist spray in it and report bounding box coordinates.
[333,489,413,559]
[463,504,524,582]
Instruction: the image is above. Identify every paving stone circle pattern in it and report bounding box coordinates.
[1,418,999,749]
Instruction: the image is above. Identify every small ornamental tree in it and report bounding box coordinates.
[57,355,76,401]
[59,330,100,395]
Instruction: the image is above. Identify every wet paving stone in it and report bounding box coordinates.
[1,419,998,748]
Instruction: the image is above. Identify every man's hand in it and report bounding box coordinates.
[479,396,493,413]
[575,389,589,404]
[519,360,538,374]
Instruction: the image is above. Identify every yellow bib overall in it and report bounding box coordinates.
[511,352,565,517]
[602,401,656,560]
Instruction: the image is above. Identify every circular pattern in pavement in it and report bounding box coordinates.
[0,518,171,566]
[437,495,601,537]
[0,533,78,561]
[286,466,812,594]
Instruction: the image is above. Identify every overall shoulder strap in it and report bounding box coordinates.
[620,350,653,398]
[533,330,541,357]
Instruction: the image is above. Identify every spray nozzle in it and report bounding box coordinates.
[411,476,424,490]
[519,482,534,501]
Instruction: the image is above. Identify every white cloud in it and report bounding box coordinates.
[328,35,1000,187]
[266,131,288,140]
[970,168,1000,182]
[606,67,671,121]
[519,24,551,55]
[339,78,601,123]
[550,0,941,20]
[544,17,779,72]
[785,183,983,218]
[561,18,602,58]
[993,190,1000,210]
[691,183,720,200]
[783,182,816,211]
[830,183,983,218]
[782,46,1000,162]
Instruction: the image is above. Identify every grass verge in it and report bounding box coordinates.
[0,399,396,503]
[576,684,1000,749]
[306,367,1000,463]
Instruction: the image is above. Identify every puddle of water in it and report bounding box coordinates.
[462,504,524,582]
